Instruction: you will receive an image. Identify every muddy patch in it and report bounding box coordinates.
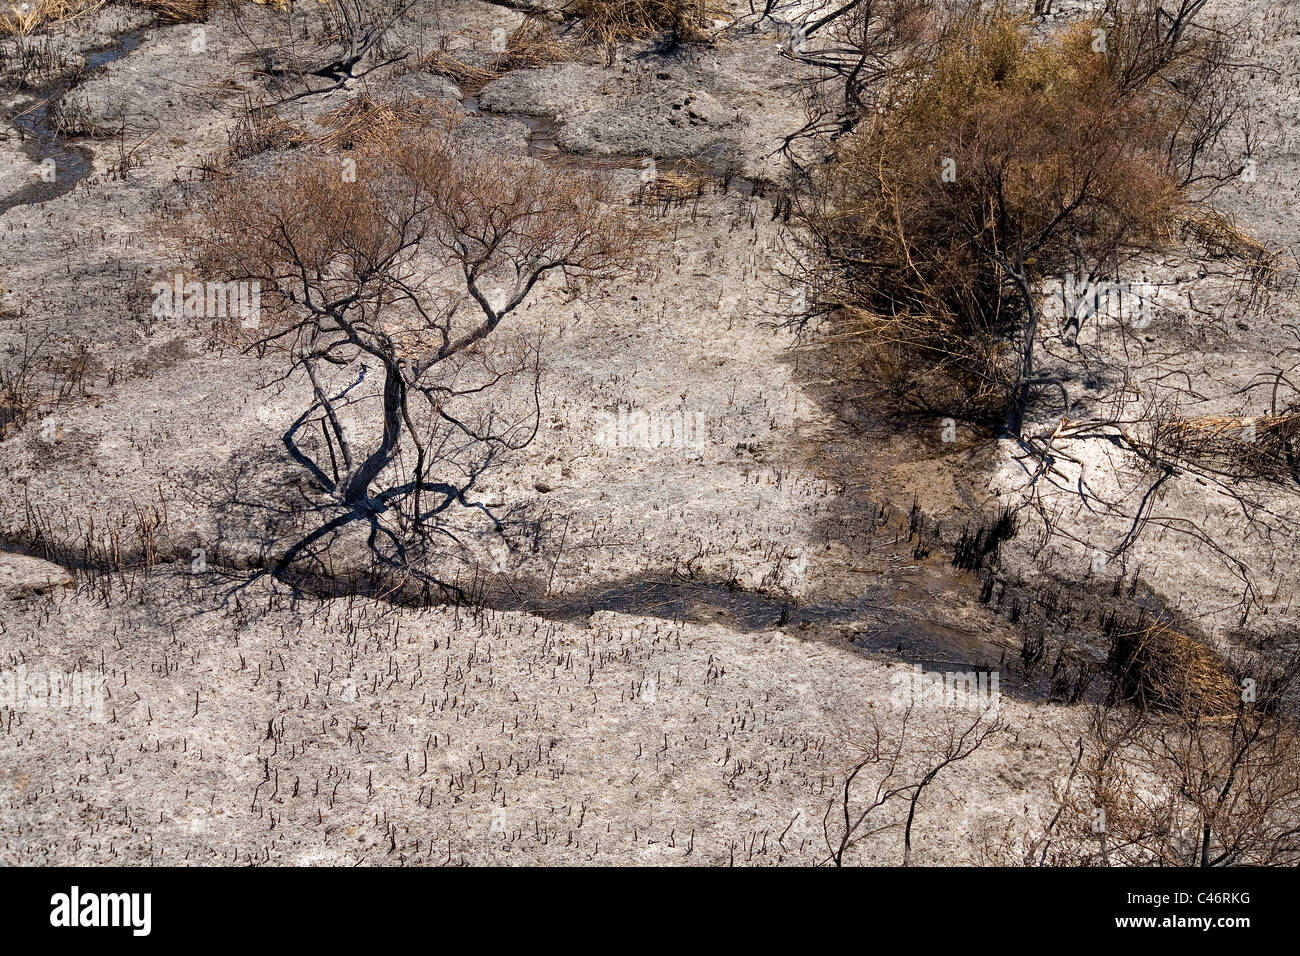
[2,30,143,214]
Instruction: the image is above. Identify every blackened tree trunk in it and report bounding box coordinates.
[337,361,405,505]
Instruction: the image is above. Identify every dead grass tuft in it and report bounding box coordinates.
[0,0,104,37]
[1111,622,1240,717]
[496,16,570,70]
[1143,412,1300,481]
[1181,208,1280,286]
[226,104,308,163]
[134,0,211,24]
[420,18,572,91]
[633,159,714,206]
[567,0,720,50]
[420,36,496,88]
[312,94,433,152]
[0,0,214,36]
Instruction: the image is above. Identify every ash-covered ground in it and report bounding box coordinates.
[1,0,1297,864]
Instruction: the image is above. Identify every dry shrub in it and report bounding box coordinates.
[1111,623,1239,717]
[1008,636,1300,866]
[1015,698,1300,866]
[801,1,1242,428]
[186,117,654,507]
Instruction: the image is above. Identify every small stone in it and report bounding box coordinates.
[535,481,553,493]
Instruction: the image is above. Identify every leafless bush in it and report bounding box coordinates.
[185,120,652,522]
[822,705,1005,865]
[983,630,1300,866]
[0,334,94,440]
[1024,689,1300,866]
[241,0,421,104]
[777,0,940,127]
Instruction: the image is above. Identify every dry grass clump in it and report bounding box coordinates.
[800,1,1245,429]
[226,104,308,162]
[1111,623,1240,717]
[567,0,718,49]
[134,0,211,23]
[420,36,496,88]
[421,18,571,90]
[0,0,104,37]
[633,159,715,206]
[312,93,432,151]
[1144,412,1300,481]
[0,0,211,35]
[225,93,458,166]
[1181,208,1280,287]
[496,16,570,70]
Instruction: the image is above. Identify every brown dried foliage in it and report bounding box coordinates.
[800,1,1247,428]
[185,120,653,506]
